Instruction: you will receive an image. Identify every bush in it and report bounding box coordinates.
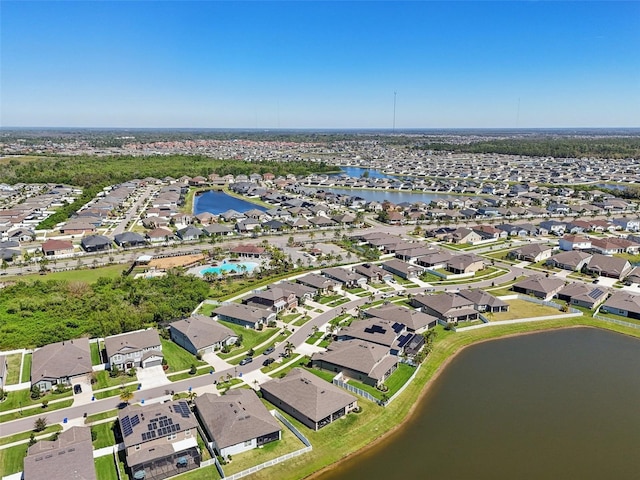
[195,352,203,361]
[34,417,48,432]
[189,364,197,375]
[30,385,42,400]
[91,428,98,442]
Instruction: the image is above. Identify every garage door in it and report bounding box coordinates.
[143,358,163,368]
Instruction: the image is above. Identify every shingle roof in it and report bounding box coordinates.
[364,305,437,332]
[195,390,281,449]
[170,315,236,350]
[312,340,396,380]
[32,338,92,384]
[260,368,356,423]
[104,329,162,358]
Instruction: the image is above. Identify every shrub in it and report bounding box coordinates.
[34,417,48,432]
[30,385,42,400]
[189,364,197,375]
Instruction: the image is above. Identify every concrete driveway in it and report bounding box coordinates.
[136,365,170,389]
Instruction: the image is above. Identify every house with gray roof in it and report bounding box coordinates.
[512,276,566,300]
[353,263,392,283]
[276,281,317,303]
[600,292,640,320]
[31,337,93,392]
[311,340,398,387]
[364,305,437,333]
[23,427,96,480]
[242,287,297,312]
[202,224,233,236]
[177,225,203,241]
[114,231,147,248]
[585,253,632,280]
[214,303,276,329]
[415,249,454,269]
[410,292,479,323]
[260,368,357,431]
[446,253,485,274]
[296,273,336,293]
[381,258,423,280]
[321,267,367,288]
[170,315,238,355]
[458,289,509,313]
[508,243,555,263]
[337,317,407,355]
[104,329,163,370]
[118,401,200,480]
[546,250,592,272]
[556,283,608,309]
[80,234,112,252]
[195,389,281,458]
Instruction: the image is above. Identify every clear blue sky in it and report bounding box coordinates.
[1,1,639,128]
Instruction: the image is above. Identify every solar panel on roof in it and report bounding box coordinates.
[177,401,191,418]
[141,432,148,441]
[175,424,180,431]
[588,288,604,299]
[130,415,140,427]
[392,322,404,333]
[121,416,133,437]
[150,430,156,438]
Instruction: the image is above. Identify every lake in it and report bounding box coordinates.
[193,190,266,215]
[318,187,458,204]
[318,328,640,480]
[329,166,395,180]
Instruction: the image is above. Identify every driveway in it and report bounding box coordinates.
[136,365,170,389]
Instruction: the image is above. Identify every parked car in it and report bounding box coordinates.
[239,357,253,366]
[263,357,275,367]
[263,346,275,355]
[73,384,82,394]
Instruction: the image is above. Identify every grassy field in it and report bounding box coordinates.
[2,264,126,284]
[491,299,563,321]
[95,455,119,480]
[237,317,640,480]
[0,388,73,413]
[92,421,117,449]
[0,441,28,477]
[5,353,22,385]
[93,370,138,390]
[21,354,32,383]
[161,339,207,373]
[0,424,62,447]
[217,322,281,359]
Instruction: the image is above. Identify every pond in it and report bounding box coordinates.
[318,187,459,204]
[318,328,640,480]
[194,190,266,215]
[329,166,395,180]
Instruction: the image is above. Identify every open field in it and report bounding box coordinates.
[1,264,126,284]
[491,299,563,321]
[149,254,206,269]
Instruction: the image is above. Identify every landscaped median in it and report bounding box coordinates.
[212,317,640,480]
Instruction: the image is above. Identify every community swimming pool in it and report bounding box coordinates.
[200,261,258,276]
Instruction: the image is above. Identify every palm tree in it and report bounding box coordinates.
[284,341,295,358]
[119,387,134,405]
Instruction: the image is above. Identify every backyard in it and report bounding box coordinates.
[490,299,565,321]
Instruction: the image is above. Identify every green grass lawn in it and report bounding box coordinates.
[265,355,305,377]
[0,441,28,477]
[217,322,281,359]
[92,421,117,449]
[85,409,119,424]
[491,299,564,321]
[168,365,215,382]
[5,353,22,385]
[95,455,119,480]
[197,430,212,461]
[280,313,300,323]
[223,425,306,475]
[0,399,74,423]
[345,287,366,294]
[3,264,126,284]
[161,339,207,373]
[93,370,138,390]
[0,387,73,413]
[303,367,337,383]
[21,354,32,383]
[0,424,62,447]
[384,363,416,397]
[597,310,640,326]
[196,303,217,316]
[171,464,222,480]
[90,341,103,365]
[317,295,343,305]
[305,331,323,345]
[292,315,311,327]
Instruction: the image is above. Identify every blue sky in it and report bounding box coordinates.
[1,1,639,128]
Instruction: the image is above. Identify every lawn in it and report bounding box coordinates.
[0,424,62,447]
[93,370,138,390]
[292,315,311,327]
[21,354,32,383]
[0,399,75,423]
[222,424,307,475]
[92,421,117,449]
[0,387,73,413]
[317,295,343,305]
[85,409,119,424]
[305,331,323,345]
[2,264,126,284]
[597,310,640,326]
[265,355,305,377]
[491,299,564,321]
[217,322,281,359]
[303,367,337,383]
[171,464,222,480]
[90,341,103,365]
[95,455,119,480]
[161,339,207,373]
[168,365,215,382]
[196,303,217,316]
[280,313,300,323]
[5,353,22,385]
[384,363,416,397]
[0,442,28,477]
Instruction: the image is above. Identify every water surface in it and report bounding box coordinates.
[194,190,266,215]
[318,328,640,480]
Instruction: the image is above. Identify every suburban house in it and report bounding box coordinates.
[321,267,367,288]
[80,234,112,252]
[446,254,485,275]
[118,401,201,480]
[214,303,276,329]
[612,217,640,231]
[0,355,7,388]
[381,259,423,280]
[410,292,478,323]
[23,427,97,480]
[296,273,336,294]
[31,338,93,391]
[176,226,203,241]
[41,239,74,256]
[311,340,398,387]
[600,292,640,320]
[364,305,437,333]
[458,289,510,313]
[275,281,317,303]
[170,315,238,355]
[415,249,454,269]
[449,227,482,244]
[556,283,608,309]
[195,389,281,458]
[337,317,408,355]
[242,287,297,312]
[146,227,174,243]
[507,243,554,263]
[394,246,437,262]
[589,238,626,255]
[512,276,566,300]
[546,250,593,271]
[260,368,358,431]
[585,253,632,280]
[353,263,392,283]
[114,231,147,248]
[559,235,592,251]
[104,329,164,370]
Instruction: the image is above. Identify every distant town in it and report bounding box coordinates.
[1,129,639,480]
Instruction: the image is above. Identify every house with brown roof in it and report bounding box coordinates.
[446,253,485,274]
[195,389,281,458]
[512,276,566,300]
[260,368,358,431]
[585,253,632,280]
[118,401,200,480]
[41,239,74,256]
[415,249,454,269]
[353,263,392,283]
[311,340,398,387]
[449,227,482,244]
[590,238,627,256]
[410,292,479,323]
[508,243,555,263]
[170,315,238,355]
[23,427,96,480]
[242,287,297,312]
[104,329,163,370]
[364,305,437,333]
[381,258,423,280]
[230,244,266,258]
[214,303,276,329]
[297,273,336,294]
[546,250,592,271]
[600,292,640,320]
[145,227,175,243]
[31,338,93,392]
[458,289,509,313]
[556,283,608,309]
[321,267,367,288]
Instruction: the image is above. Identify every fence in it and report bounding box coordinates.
[593,314,640,330]
[212,410,312,480]
[499,294,581,314]
[332,374,381,405]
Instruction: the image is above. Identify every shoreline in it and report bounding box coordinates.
[304,323,637,480]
